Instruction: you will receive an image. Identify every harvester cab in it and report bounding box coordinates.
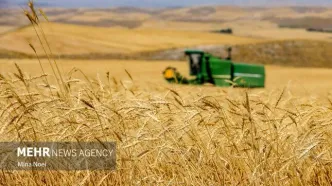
[186,50,204,76]
[163,50,265,88]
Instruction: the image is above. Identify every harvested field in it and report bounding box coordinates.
[0,23,260,56]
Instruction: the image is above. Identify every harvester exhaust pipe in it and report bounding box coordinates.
[226,47,232,60]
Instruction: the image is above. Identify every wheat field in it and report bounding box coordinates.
[1,58,332,185]
[1,2,332,185]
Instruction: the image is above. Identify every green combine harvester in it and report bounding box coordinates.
[163,49,265,88]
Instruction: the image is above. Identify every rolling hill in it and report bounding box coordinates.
[0,22,260,56]
[1,6,332,41]
[0,6,331,68]
[2,6,332,28]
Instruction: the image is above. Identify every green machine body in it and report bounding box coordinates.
[163,49,265,88]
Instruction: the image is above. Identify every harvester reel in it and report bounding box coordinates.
[163,67,188,84]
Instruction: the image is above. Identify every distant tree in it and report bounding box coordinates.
[219,28,233,34]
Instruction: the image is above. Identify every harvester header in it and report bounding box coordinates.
[163,49,265,88]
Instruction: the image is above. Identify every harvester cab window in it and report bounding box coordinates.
[188,54,202,75]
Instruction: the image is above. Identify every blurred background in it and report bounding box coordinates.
[0,0,332,96]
